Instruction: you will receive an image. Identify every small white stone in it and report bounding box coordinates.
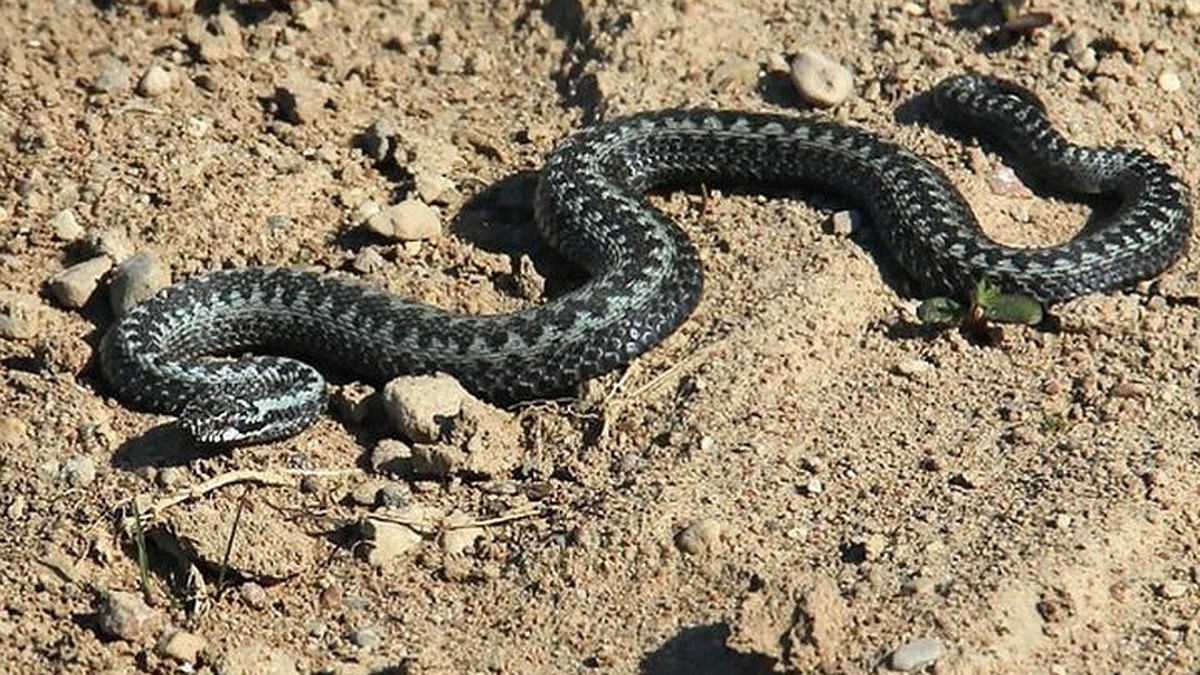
[789,49,853,108]
[894,358,934,379]
[1158,70,1182,93]
[891,637,944,671]
[137,64,175,98]
[49,208,83,241]
[675,518,722,555]
[827,210,861,236]
[363,199,441,241]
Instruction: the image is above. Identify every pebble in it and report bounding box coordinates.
[157,629,207,663]
[376,482,410,508]
[351,625,384,648]
[363,199,441,241]
[381,374,467,443]
[370,438,413,475]
[48,256,113,308]
[675,518,723,555]
[85,227,136,262]
[789,48,853,107]
[156,466,186,489]
[36,459,60,483]
[440,512,484,555]
[62,455,96,487]
[350,247,387,274]
[0,292,41,340]
[802,477,823,495]
[1157,580,1190,599]
[239,581,269,609]
[1064,30,1097,73]
[414,170,460,206]
[330,381,376,425]
[359,120,398,164]
[827,210,861,236]
[274,74,330,124]
[93,60,130,93]
[185,13,245,64]
[349,479,390,507]
[893,358,934,379]
[6,494,27,520]
[901,576,938,595]
[96,590,162,642]
[137,64,175,97]
[1158,70,1182,93]
[108,251,169,316]
[1110,381,1149,399]
[49,208,83,240]
[987,165,1029,197]
[890,637,944,671]
[360,509,432,565]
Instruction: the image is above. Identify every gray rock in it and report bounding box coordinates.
[96,590,162,642]
[350,625,383,648]
[93,60,130,93]
[109,251,169,316]
[62,455,96,487]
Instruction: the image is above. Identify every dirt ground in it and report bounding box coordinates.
[2,0,1200,673]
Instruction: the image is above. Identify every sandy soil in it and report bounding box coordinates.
[2,0,1200,673]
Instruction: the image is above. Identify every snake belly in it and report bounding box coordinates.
[98,74,1191,445]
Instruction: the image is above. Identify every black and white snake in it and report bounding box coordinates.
[98,74,1192,445]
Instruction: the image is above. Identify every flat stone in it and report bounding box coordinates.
[890,637,944,671]
[790,48,853,107]
[48,256,113,308]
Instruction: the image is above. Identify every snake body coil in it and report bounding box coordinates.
[99,74,1191,445]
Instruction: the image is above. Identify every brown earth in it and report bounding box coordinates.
[2,0,1200,673]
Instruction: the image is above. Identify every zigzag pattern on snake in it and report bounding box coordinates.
[98,74,1192,445]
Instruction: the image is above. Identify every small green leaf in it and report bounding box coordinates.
[980,293,1043,325]
[917,296,968,325]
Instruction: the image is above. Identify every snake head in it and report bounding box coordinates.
[180,390,322,446]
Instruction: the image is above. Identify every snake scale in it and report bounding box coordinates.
[99,74,1192,446]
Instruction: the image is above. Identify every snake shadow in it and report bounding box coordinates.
[110,423,227,469]
[639,623,775,675]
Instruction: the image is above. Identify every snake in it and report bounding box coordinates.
[98,74,1191,446]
